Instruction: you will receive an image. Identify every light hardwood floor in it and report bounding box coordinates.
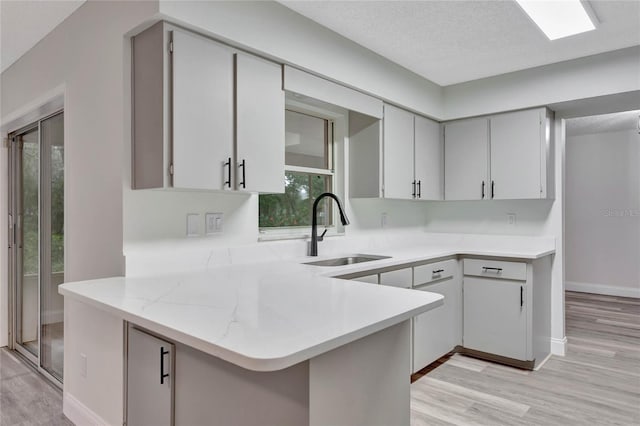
[0,291,637,425]
[0,348,71,426]
[411,291,640,425]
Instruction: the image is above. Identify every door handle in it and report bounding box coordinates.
[491,180,495,199]
[412,180,416,198]
[417,180,422,198]
[238,159,246,189]
[482,267,502,273]
[520,286,524,307]
[481,181,485,199]
[432,269,444,274]
[160,347,170,384]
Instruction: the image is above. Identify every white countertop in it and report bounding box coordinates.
[60,234,555,372]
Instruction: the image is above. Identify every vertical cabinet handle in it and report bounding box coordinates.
[520,286,524,308]
[223,157,231,188]
[491,180,495,199]
[417,180,422,198]
[238,159,246,189]
[412,180,416,198]
[481,181,485,199]
[160,347,170,384]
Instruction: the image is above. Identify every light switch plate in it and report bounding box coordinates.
[187,213,200,237]
[206,213,223,235]
[507,213,517,226]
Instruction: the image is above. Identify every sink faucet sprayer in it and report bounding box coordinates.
[309,192,350,256]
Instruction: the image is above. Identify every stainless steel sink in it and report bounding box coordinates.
[304,254,391,267]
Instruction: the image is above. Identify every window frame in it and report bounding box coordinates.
[258,103,341,240]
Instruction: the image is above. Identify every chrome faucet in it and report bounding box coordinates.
[309,192,350,256]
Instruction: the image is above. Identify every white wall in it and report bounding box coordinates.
[565,128,640,298]
[444,46,640,120]
[0,0,159,420]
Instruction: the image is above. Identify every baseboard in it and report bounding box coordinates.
[566,281,640,299]
[551,337,567,356]
[533,352,553,371]
[63,392,109,426]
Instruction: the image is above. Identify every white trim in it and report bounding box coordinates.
[0,84,65,135]
[551,337,567,356]
[566,281,640,299]
[63,392,110,426]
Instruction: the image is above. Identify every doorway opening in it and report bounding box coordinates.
[8,110,65,385]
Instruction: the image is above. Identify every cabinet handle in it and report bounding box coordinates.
[491,180,495,199]
[412,180,416,198]
[160,347,170,384]
[520,286,524,307]
[239,159,246,189]
[432,269,444,274]
[417,180,422,198]
[223,157,231,188]
[482,267,503,273]
[481,181,485,199]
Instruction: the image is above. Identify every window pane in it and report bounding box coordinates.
[285,110,329,169]
[259,171,332,228]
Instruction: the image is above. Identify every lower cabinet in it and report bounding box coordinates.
[127,325,175,426]
[463,275,528,360]
[412,260,461,373]
[461,257,552,369]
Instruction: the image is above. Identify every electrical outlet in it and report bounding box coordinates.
[187,213,200,237]
[80,353,87,378]
[206,213,224,235]
[381,212,388,228]
[507,213,517,226]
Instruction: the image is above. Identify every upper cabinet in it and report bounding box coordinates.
[444,107,554,201]
[131,22,284,193]
[350,104,443,200]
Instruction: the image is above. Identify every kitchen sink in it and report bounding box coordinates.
[304,254,391,267]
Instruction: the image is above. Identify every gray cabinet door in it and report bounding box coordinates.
[172,29,234,190]
[444,118,489,200]
[127,327,174,426]
[414,115,443,200]
[235,53,285,193]
[463,277,528,360]
[413,277,461,373]
[490,109,543,200]
[383,104,415,200]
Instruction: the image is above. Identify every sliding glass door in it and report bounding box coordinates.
[9,111,64,383]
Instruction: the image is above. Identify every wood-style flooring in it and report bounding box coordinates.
[0,291,637,425]
[411,291,640,425]
[0,348,71,426]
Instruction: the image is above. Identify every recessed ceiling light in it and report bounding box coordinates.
[515,0,597,41]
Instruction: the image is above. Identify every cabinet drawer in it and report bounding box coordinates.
[463,258,526,281]
[414,259,456,286]
[380,268,412,289]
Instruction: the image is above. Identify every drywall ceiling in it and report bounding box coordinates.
[0,0,85,73]
[279,0,640,86]
[566,110,640,136]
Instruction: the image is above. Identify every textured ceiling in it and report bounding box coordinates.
[0,0,85,73]
[566,110,640,137]
[279,0,640,86]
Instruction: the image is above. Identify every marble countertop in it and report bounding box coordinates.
[60,233,555,372]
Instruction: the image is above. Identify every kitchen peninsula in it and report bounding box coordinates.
[59,233,554,425]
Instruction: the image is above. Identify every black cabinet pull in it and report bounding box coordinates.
[432,269,444,274]
[481,181,485,199]
[417,180,422,198]
[482,267,503,272]
[491,180,495,199]
[412,180,416,198]
[223,157,231,188]
[239,159,246,189]
[160,347,170,384]
[520,286,524,307]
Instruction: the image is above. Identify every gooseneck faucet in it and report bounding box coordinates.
[309,192,350,256]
